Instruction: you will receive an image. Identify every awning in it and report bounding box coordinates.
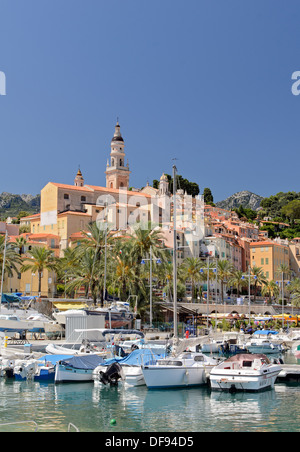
[272,314,299,322]
[53,302,88,311]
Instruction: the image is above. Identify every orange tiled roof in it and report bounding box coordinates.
[49,182,152,198]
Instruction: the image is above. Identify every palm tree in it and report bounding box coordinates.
[228,269,247,298]
[15,236,27,256]
[110,241,138,301]
[158,262,174,302]
[199,259,218,302]
[0,235,21,279]
[128,223,166,261]
[261,280,280,304]
[21,246,57,295]
[251,266,267,301]
[128,224,167,310]
[217,260,233,304]
[179,257,202,303]
[66,248,104,303]
[288,278,300,308]
[276,263,291,281]
[276,263,292,306]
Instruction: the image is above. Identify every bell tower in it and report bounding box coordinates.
[105,121,131,190]
[74,167,84,187]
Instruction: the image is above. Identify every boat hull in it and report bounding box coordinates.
[123,367,145,387]
[15,368,55,382]
[210,369,281,392]
[55,363,93,383]
[247,346,281,355]
[142,365,211,389]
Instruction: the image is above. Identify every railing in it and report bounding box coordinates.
[0,421,39,432]
[0,421,80,432]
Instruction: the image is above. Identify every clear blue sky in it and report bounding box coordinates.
[0,0,300,202]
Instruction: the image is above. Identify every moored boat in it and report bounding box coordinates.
[246,331,285,354]
[55,354,105,383]
[209,353,282,392]
[142,352,218,389]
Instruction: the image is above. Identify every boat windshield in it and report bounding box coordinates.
[158,360,183,367]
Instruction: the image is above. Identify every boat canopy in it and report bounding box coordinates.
[53,302,88,311]
[1,294,21,303]
[59,355,105,370]
[105,349,161,366]
[253,330,278,336]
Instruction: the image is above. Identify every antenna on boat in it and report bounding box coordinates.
[0,231,8,313]
[172,162,178,340]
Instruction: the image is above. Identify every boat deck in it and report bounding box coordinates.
[277,364,300,382]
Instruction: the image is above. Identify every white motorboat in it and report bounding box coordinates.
[209,353,282,392]
[142,352,219,389]
[120,338,168,356]
[201,333,247,355]
[55,354,105,383]
[201,339,223,353]
[45,340,106,357]
[92,348,161,387]
[0,314,34,335]
[246,331,285,354]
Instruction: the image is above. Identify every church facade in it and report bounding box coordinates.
[21,122,204,255]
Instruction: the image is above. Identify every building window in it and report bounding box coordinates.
[266,258,269,265]
[64,194,69,200]
[261,258,264,265]
[81,196,86,202]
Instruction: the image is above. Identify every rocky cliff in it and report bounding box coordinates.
[215,191,263,211]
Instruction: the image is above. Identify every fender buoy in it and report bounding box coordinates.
[185,330,189,339]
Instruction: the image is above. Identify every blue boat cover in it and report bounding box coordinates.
[1,294,20,303]
[105,349,163,366]
[60,354,105,370]
[253,330,278,335]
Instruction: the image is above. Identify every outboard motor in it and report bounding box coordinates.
[99,363,124,387]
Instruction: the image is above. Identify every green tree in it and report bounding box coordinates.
[179,257,202,303]
[65,248,104,303]
[217,260,233,304]
[251,266,267,301]
[203,188,214,205]
[0,235,21,280]
[21,247,57,294]
[289,278,300,307]
[282,199,300,222]
[261,280,277,304]
[228,269,247,298]
[15,236,27,256]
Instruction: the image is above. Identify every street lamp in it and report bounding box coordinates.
[241,266,257,326]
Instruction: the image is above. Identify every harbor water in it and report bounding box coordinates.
[1,357,300,432]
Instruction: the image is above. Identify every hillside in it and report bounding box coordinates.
[216,191,263,211]
[0,192,40,219]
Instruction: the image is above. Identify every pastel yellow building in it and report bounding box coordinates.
[3,235,59,297]
[250,241,290,281]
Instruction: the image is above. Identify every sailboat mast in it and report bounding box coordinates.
[172,165,178,339]
[0,231,8,313]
